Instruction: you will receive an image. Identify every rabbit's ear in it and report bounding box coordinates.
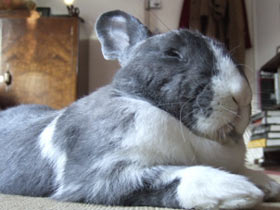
[96,10,151,61]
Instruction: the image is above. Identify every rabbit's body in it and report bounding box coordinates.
[0,10,280,210]
[0,105,57,196]
[0,86,246,204]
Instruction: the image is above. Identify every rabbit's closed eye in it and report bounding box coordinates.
[164,48,182,59]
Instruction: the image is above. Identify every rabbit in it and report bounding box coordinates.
[0,10,280,210]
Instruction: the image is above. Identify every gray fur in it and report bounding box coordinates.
[0,105,58,196]
[0,10,252,209]
[96,10,151,63]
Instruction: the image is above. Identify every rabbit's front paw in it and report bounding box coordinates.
[241,169,280,202]
[174,166,264,210]
[259,178,280,201]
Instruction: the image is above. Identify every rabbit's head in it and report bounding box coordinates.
[96,10,252,144]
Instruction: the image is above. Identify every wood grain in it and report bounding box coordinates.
[0,13,79,109]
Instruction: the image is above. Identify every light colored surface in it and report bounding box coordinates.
[0,193,279,210]
[0,194,177,210]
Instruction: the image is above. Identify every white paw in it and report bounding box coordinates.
[242,169,280,202]
[259,178,280,201]
[173,166,264,210]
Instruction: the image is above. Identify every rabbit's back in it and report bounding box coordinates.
[0,104,59,196]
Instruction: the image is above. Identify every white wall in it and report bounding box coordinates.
[147,0,183,33]
[253,0,280,70]
[244,0,257,113]
[36,0,146,37]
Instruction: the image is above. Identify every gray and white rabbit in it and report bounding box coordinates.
[0,10,280,210]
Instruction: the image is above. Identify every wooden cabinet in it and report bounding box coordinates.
[0,10,85,109]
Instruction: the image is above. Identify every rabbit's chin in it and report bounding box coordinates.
[210,119,242,144]
[193,121,240,145]
[193,105,251,144]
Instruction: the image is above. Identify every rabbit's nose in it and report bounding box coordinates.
[230,74,252,107]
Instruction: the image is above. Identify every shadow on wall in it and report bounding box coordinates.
[78,39,90,98]
[89,38,120,93]
[0,94,19,110]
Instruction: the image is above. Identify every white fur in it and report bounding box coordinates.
[194,41,252,138]
[116,97,273,208]
[121,97,198,166]
[121,97,245,172]
[210,42,252,136]
[209,41,252,107]
[108,16,129,54]
[165,166,264,209]
[242,168,280,201]
[39,112,67,186]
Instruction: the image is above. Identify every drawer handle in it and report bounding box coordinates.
[0,71,12,85]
